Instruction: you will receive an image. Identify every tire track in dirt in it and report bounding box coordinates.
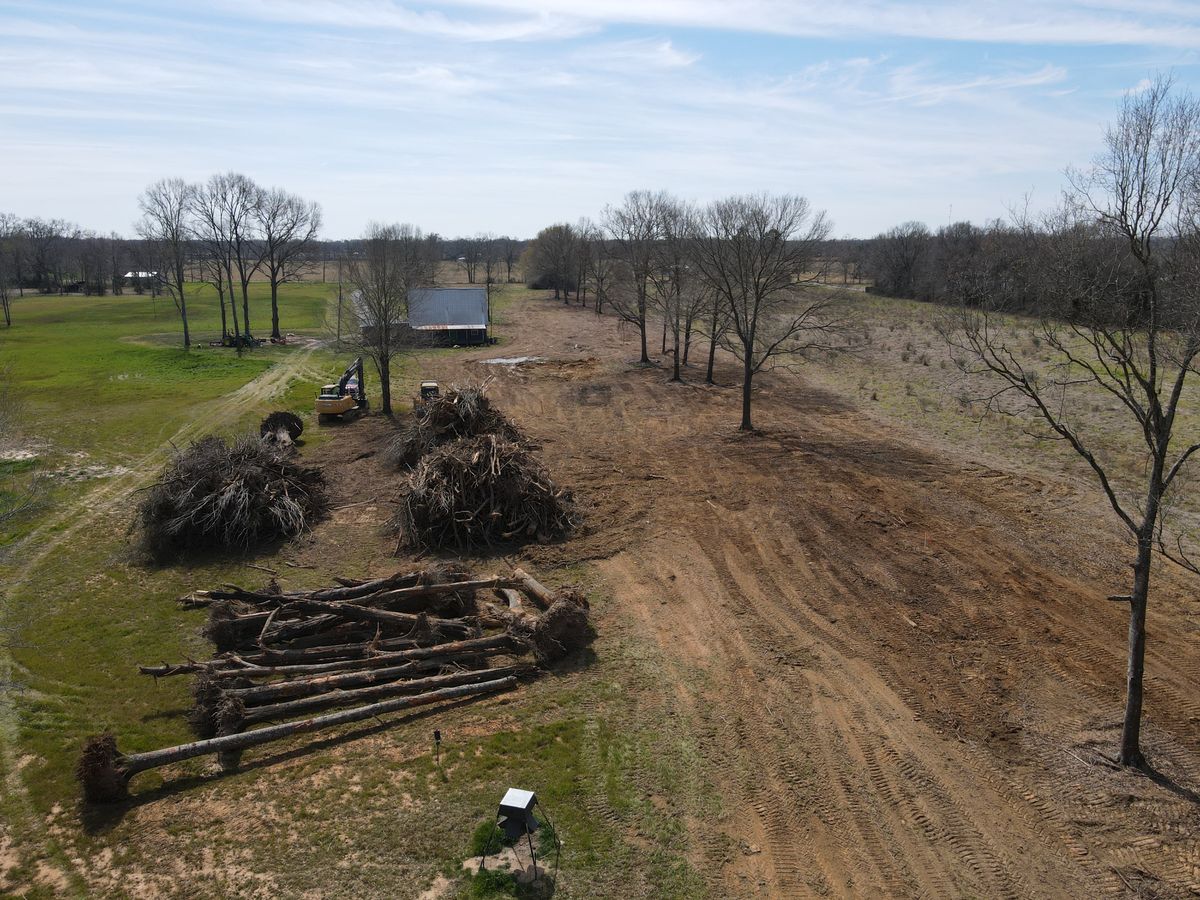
[0,343,320,892]
[434,297,1200,897]
[2,344,320,590]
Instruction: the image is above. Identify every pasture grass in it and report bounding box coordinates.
[805,289,1200,534]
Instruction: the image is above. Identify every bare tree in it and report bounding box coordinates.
[480,233,501,288]
[191,179,242,342]
[604,190,667,364]
[691,193,837,430]
[0,213,19,326]
[346,223,436,415]
[701,286,730,384]
[524,224,578,301]
[648,198,707,382]
[497,236,519,283]
[457,236,483,283]
[501,236,517,283]
[945,76,1200,767]
[578,220,614,315]
[223,173,267,340]
[138,178,196,348]
[258,187,322,340]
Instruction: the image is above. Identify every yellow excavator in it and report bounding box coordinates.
[316,357,369,424]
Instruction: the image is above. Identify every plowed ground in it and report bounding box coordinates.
[445,294,1200,898]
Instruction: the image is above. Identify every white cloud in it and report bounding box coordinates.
[575,38,700,70]
[429,0,1200,47]
[215,0,592,41]
[0,1,1183,238]
[883,63,1068,105]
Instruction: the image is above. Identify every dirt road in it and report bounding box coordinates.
[443,296,1200,897]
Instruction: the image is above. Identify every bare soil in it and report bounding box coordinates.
[344,293,1199,898]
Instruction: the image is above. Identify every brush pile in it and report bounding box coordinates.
[386,384,579,552]
[393,435,578,551]
[77,567,592,802]
[384,384,524,468]
[135,435,325,562]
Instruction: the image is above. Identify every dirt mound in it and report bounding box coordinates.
[384,385,524,468]
[391,435,578,552]
[135,435,325,562]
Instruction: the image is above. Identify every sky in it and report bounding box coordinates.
[1,1,1199,239]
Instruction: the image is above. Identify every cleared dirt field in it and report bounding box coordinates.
[433,293,1200,896]
[4,288,1198,897]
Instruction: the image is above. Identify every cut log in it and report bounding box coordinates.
[497,588,524,610]
[237,664,534,726]
[513,567,554,610]
[143,634,524,680]
[78,677,519,802]
[355,577,519,607]
[219,659,441,705]
[286,599,475,635]
[305,571,422,601]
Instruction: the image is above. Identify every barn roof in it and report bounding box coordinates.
[407,287,487,330]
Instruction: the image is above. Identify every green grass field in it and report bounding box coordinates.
[0,282,334,460]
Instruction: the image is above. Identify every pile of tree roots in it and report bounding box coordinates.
[385,384,579,552]
[135,434,325,562]
[384,384,525,468]
[77,567,592,803]
[393,435,579,551]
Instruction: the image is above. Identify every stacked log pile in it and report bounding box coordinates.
[77,567,591,803]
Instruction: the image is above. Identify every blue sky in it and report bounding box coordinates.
[1,1,1198,238]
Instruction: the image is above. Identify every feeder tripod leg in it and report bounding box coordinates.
[478,824,497,875]
[527,830,537,880]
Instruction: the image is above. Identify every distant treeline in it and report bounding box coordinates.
[0,197,528,335]
[849,217,1185,325]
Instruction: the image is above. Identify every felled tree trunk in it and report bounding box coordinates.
[236,664,533,727]
[78,677,518,802]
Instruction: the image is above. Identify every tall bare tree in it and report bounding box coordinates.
[648,198,706,382]
[346,223,436,415]
[578,220,614,315]
[497,236,519,283]
[258,187,322,340]
[604,190,667,364]
[221,173,267,340]
[191,179,241,342]
[524,224,578,301]
[701,286,730,384]
[945,76,1200,767]
[138,178,196,348]
[691,193,837,430]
